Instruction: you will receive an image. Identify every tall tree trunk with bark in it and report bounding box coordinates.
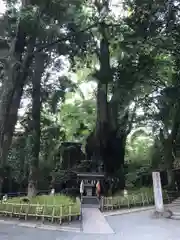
[162,102,180,189]
[85,22,131,191]
[28,53,46,197]
[0,1,34,196]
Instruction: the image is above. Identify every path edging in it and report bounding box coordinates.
[0,219,81,232]
[103,206,155,217]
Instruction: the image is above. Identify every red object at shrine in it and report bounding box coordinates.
[96,181,101,195]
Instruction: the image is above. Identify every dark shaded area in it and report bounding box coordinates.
[85,130,126,191]
[133,171,168,188]
[0,142,85,198]
[61,142,85,169]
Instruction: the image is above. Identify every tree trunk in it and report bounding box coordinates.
[85,23,129,190]
[167,169,174,189]
[1,87,24,165]
[165,103,180,189]
[28,53,46,197]
[95,82,108,162]
[0,1,34,194]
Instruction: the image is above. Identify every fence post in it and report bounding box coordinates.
[41,205,45,223]
[132,194,135,206]
[141,193,145,206]
[25,204,30,221]
[68,205,72,222]
[11,204,14,218]
[100,197,104,211]
[110,197,113,210]
[145,192,149,205]
[127,195,130,208]
[165,190,170,204]
[79,201,82,221]
[19,204,23,219]
[51,205,55,223]
[59,205,62,225]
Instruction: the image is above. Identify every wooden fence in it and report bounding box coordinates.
[0,202,81,224]
[100,190,169,211]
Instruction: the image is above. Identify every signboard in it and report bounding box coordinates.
[152,172,164,212]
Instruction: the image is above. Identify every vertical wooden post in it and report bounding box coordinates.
[101,196,104,211]
[145,192,149,205]
[127,195,130,208]
[165,190,170,203]
[141,193,145,206]
[132,194,135,206]
[111,197,113,210]
[68,205,72,222]
[59,205,62,225]
[19,204,23,219]
[51,205,55,223]
[25,204,29,221]
[11,204,14,217]
[42,205,45,223]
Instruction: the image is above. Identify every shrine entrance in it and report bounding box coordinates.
[77,172,104,207]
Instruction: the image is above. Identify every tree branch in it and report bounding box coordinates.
[35,22,100,54]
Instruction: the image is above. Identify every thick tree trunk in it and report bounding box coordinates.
[0,1,33,194]
[28,53,46,197]
[164,103,180,189]
[163,137,176,189]
[94,82,108,162]
[167,169,174,188]
[85,81,128,190]
[85,23,128,191]
[1,87,24,165]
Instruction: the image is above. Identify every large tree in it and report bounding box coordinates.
[0,0,88,194]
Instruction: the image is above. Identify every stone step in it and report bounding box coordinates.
[171,200,180,204]
[82,204,100,208]
[169,203,180,207]
[171,201,180,204]
[171,200,180,203]
[82,196,99,205]
[171,215,180,220]
[171,212,180,216]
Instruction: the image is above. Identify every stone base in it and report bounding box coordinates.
[163,210,173,218]
[151,210,172,219]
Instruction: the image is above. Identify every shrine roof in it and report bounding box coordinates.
[76,172,105,178]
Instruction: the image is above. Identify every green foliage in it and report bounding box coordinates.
[126,129,153,165]
[60,99,96,142]
[2,0,180,192]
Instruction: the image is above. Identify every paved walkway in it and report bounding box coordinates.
[2,210,180,239]
[82,208,114,234]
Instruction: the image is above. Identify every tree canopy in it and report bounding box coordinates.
[0,0,180,195]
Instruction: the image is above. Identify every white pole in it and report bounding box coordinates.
[152,172,164,213]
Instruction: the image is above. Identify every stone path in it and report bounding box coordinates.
[82,208,114,234]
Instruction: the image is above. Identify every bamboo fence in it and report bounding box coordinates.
[0,202,81,224]
[100,190,170,211]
